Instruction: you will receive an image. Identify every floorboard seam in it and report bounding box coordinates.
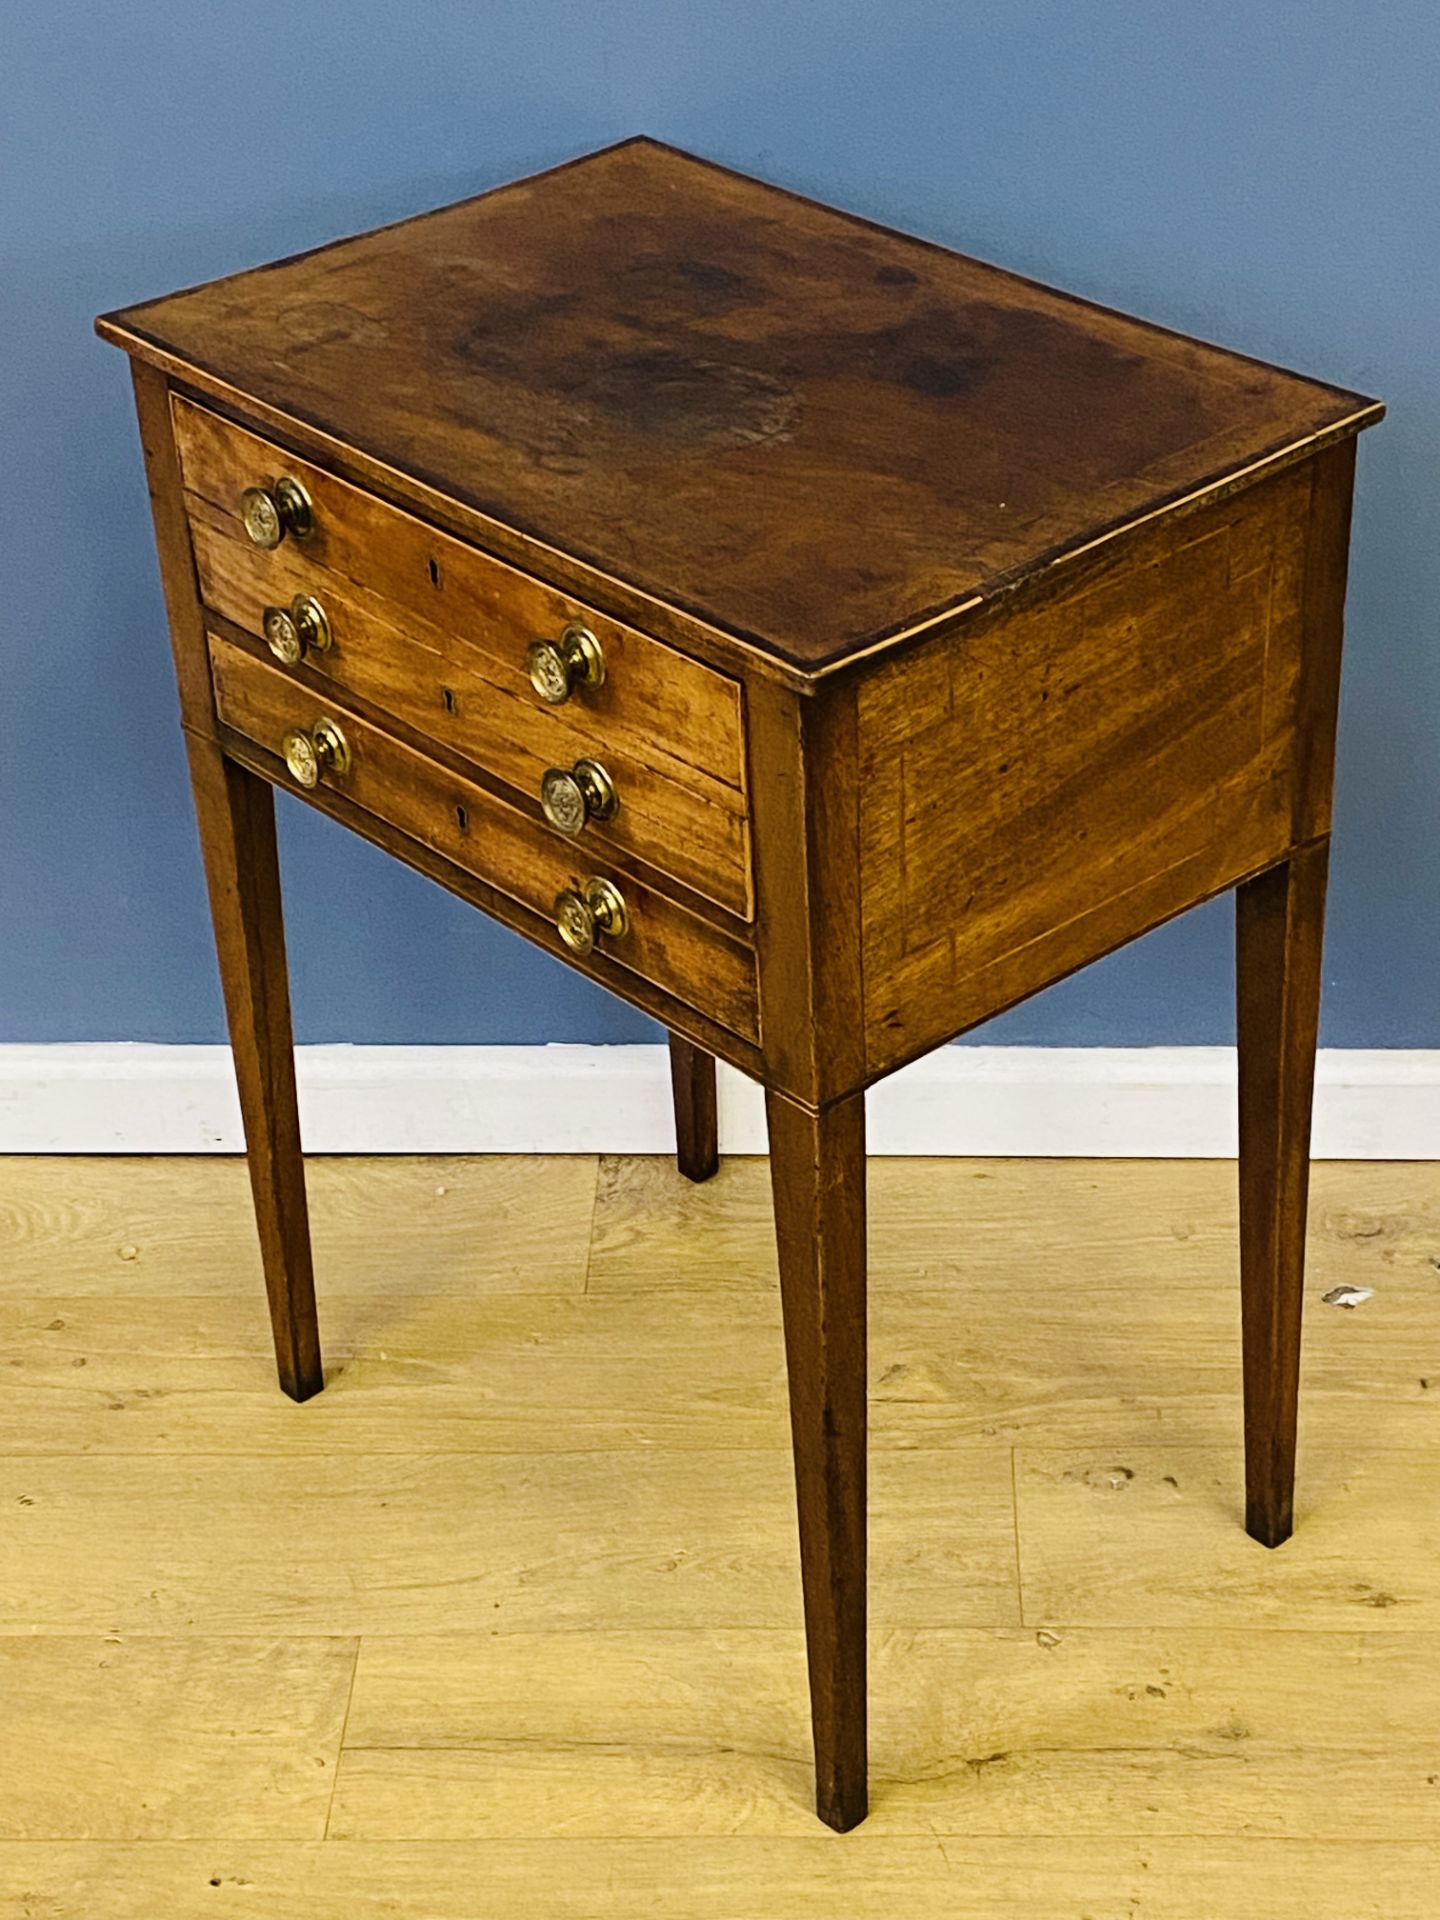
[323,1639,362,1841]
[1010,1447,1026,1629]
[581,1156,604,1296]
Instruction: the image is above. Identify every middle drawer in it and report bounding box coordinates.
[209,632,760,1043]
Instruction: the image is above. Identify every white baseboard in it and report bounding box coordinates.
[0,1043,1434,1158]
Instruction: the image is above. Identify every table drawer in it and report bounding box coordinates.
[173,396,752,920]
[209,633,759,1043]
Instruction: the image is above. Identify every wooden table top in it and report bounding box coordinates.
[100,137,1380,674]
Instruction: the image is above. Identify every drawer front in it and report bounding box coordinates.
[173,396,752,920]
[209,634,759,1043]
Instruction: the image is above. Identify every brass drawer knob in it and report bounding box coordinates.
[240,475,314,549]
[526,623,605,704]
[263,593,332,664]
[540,757,617,836]
[553,876,629,955]
[282,717,350,789]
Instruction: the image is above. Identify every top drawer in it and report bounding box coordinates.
[171,396,751,919]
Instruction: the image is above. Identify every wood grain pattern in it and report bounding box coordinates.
[208,635,759,1042]
[0,1154,597,1298]
[1291,439,1359,843]
[6,1838,1439,1918]
[1015,1444,1440,1627]
[7,1154,1435,1304]
[858,461,1313,1076]
[222,727,768,1081]
[1236,841,1330,1547]
[0,1446,1018,1636]
[748,675,866,1107]
[130,361,321,1402]
[332,1625,1440,1838]
[178,742,322,1400]
[127,362,214,726]
[173,395,746,791]
[587,1151,1440,1295]
[766,1090,869,1829]
[0,1638,355,1838]
[176,402,752,917]
[4,1238,1437,1457]
[100,139,1379,676]
[192,527,750,917]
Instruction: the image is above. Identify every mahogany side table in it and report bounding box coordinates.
[98,138,1382,1831]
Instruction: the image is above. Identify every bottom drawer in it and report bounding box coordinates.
[209,634,759,1042]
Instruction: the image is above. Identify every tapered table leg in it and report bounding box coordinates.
[1235,838,1329,1547]
[186,737,322,1402]
[668,1033,719,1182]
[765,1086,867,1830]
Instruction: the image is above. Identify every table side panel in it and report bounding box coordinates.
[857,460,1319,1077]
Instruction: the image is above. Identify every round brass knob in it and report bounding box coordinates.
[263,594,332,665]
[553,876,629,955]
[540,758,618,837]
[240,476,314,549]
[526,623,605,705]
[281,717,350,789]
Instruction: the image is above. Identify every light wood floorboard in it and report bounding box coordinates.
[1016,1442,1440,1626]
[0,1638,356,1839]
[588,1154,1440,1293]
[0,1155,597,1296]
[331,1625,1440,1840]
[3,1839,1439,1918]
[0,1151,1436,1912]
[1,1281,1435,1453]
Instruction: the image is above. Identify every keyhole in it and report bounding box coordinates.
[441,686,457,715]
[428,557,442,588]
[454,803,468,832]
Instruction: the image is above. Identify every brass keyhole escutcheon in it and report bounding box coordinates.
[540,758,618,837]
[526,623,605,705]
[281,717,350,789]
[553,876,629,955]
[263,593,332,664]
[240,475,314,549]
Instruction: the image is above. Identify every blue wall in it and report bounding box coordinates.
[4,1,1434,1047]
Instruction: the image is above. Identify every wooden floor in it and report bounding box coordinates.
[1,1152,1438,1916]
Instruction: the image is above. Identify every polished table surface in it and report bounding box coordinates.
[99,138,1381,1830]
